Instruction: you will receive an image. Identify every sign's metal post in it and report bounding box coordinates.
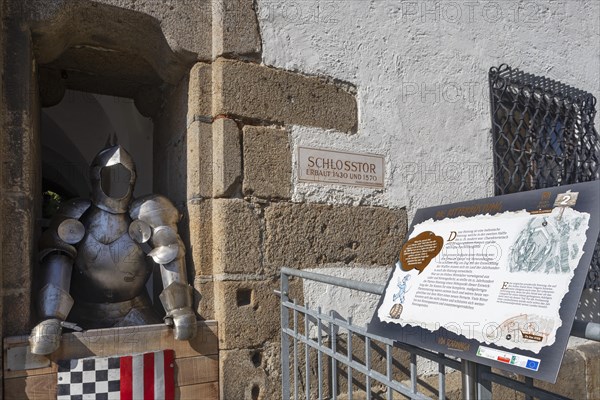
[461,359,478,400]
[281,272,291,400]
[477,364,493,400]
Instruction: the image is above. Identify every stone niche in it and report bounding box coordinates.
[0,0,208,337]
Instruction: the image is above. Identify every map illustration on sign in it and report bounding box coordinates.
[508,211,585,274]
[368,181,600,383]
[376,207,590,354]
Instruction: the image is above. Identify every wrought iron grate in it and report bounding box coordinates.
[489,64,599,290]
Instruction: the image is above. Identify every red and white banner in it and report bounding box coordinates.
[57,349,175,400]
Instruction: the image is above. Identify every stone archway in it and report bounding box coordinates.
[0,0,203,339]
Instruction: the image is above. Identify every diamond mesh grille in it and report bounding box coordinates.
[489,64,599,290]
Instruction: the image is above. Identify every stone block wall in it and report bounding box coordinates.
[1,18,41,338]
[181,44,406,398]
[132,4,403,397]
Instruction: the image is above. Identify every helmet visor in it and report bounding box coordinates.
[100,164,131,199]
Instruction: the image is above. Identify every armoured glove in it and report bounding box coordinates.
[29,319,63,355]
[160,281,197,341]
[168,308,197,340]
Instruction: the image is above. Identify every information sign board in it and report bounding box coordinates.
[368,181,600,383]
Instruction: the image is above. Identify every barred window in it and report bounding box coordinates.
[488,64,600,290]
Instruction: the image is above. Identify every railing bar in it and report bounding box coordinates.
[293,301,299,400]
[365,336,372,400]
[461,359,477,400]
[282,267,600,400]
[330,310,338,400]
[281,275,291,400]
[281,270,598,342]
[480,371,571,400]
[281,267,384,295]
[283,300,395,345]
[525,377,534,400]
[395,342,462,370]
[477,365,493,400]
[348,316,353,400]
[282,328,431,399]
[571,319,600,341]
[283,311,460,387]
[304,303,310,400]
[386,344,393,400]
[410,353,417,393]
[317,307,323,400]
[438,354,445,400]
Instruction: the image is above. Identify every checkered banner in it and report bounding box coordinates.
[57,349,175,400]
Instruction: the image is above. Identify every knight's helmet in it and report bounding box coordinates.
[90,145,137,213]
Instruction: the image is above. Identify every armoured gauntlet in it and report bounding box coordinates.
[130,195,197,340]
[160,282,197,340]
[29,255,78,355]
[30,199,89,355]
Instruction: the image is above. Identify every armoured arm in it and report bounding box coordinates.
[130,195,197,340]
[29,199,89,355]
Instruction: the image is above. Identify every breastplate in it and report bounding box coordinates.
[72,206,152,303]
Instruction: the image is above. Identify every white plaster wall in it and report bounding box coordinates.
[258,0,600,324]
[257,0,600,218]
[303,265,390,328]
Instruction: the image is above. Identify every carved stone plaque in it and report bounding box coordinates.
[297,147,385,188]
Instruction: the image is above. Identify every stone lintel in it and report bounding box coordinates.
[213,58,357,132]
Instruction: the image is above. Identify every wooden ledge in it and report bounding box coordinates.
[3,321,219,399]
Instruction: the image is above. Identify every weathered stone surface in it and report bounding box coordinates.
[243,125,291,199]
[133,85,163,118]
[186,121,213,200]
[188,62,212,124]
[406,368,521,400]
[0,4,4,380]
[183,199,213,276]
[1,194,35,292]
[153,76,188,205]
[194,276,215,321]
[2,24,40,196]
[1,23,40,338]
[265,203,407,269]
[220,342,280,400]
[154,74,188,151]
[419,348,592,400]
[38,67,66,107]
[178,198,212,319]
[212,0,261,59]
[2,290,31,336]
[2,120,38,194]
[0,5,4,392]
[405,346,596,400]
[212,199,262,275]
[578,342,600,399]
[212,118,242,197]
[17,0,211,66]
[535,348,587,398]
[214,279,280,349]
[213,59,357,132]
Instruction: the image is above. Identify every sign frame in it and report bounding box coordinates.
[367,181,600,383]
[297,146,385,188]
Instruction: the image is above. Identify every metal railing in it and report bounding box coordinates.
[280,267,599,400]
